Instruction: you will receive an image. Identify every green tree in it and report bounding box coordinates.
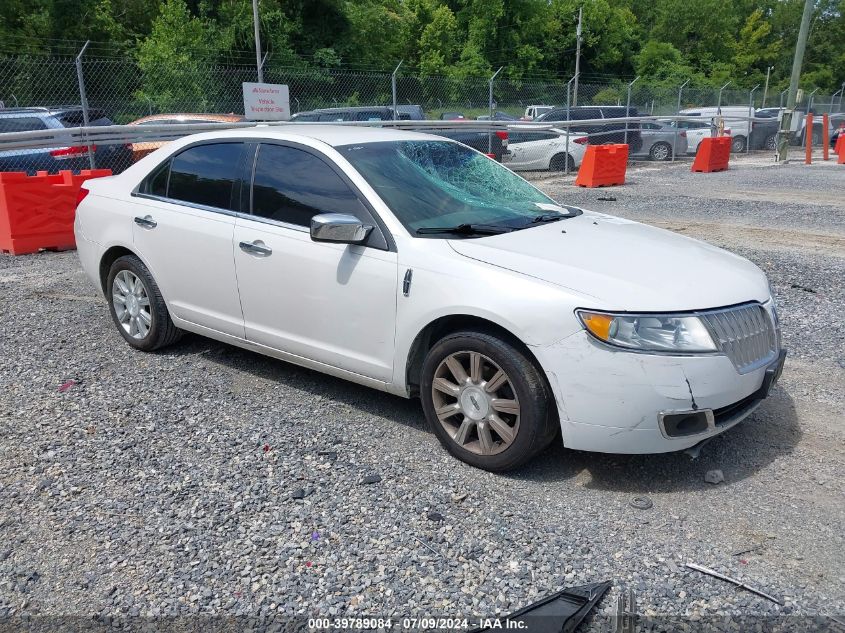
[136,0,220,111]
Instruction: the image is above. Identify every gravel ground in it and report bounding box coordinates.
[0,158,843,631]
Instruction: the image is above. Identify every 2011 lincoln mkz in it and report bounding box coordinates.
[74,126,786,471]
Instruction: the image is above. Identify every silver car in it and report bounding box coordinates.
[635,121,689,161]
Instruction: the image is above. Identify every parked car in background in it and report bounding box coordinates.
[635,121,688,160]
[535,106,643,153]
[0,106,132,174]
[523,105,555,120]
[75,125,784,471]
[749,117,779,151]
[830,114,845,147]
[289,106,509,161]
[476,112,518,121]
[506,129,587,171]
[680,106,753,152]
[663,119,715,154]
[127,113,244,162]
[439,112,466,120]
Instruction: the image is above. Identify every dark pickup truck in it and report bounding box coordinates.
[288,106,510,162]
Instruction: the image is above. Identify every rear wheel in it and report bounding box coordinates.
[549,152,575,172]
[649,141,672,161]
[421,330,558,472]
[107,255,181,352]
[764,133,777,151]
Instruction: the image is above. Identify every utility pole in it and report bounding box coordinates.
[761,66,773,108]
[573,7,582,107]
[252,0,264,83]
[778,0,814,161]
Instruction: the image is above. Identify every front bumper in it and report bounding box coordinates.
[533,331,786,454]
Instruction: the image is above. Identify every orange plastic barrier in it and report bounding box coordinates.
[575,144,628,187]
[839,143,845,165]
[0,169,111,255]
[691,136,731,173]
[835,134,845,157]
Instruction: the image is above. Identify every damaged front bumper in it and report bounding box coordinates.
[533,332,786,454]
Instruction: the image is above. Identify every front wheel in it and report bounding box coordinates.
[107,254,182,351]
[421,330,557,471]
[649,141,672,161]
[731,135,747,152]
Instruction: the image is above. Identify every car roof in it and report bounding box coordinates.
[183,124,447,146]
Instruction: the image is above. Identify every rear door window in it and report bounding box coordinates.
[166,142,245,210]
[0,117,48,132]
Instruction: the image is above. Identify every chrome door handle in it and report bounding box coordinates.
[239,240,272,257]
[134,215,157,229]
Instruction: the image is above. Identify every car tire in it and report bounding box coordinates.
[649,141,672,161]
[549,153,575,172]
[107,254,181,352]
[764,133,777,151]
[421,330,558,472]
[731,135,747,152]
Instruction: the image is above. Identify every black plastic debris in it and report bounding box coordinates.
[427,511,444,522]
[472,580,611,633]
[360,474,381,485]
[597,196,617,202]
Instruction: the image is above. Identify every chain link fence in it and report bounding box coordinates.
[2,54,843,177]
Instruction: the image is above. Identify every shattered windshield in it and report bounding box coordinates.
[338,140,570,235]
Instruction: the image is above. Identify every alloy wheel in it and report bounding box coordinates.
[431,351,520,456]
[112,270,152,339]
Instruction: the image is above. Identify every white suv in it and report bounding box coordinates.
[75,126,785,471]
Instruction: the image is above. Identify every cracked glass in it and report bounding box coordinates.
[338,140,563,234]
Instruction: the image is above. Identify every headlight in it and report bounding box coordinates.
[577,310,717,353]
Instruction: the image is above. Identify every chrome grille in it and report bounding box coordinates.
[702,304,777,374]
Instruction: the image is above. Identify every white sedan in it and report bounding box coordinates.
[75,126,785,471]
[506,128,587,171]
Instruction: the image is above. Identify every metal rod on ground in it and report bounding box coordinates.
[488,66,503,154]
[391,60,403,121]
[624,76,640,146]
[747,84,760,153]
[74,40,95,170]
[674,79,690,163]
[778,0,814,162]
[762,66,773,108]
[573,7,582,107]
[685,563,782,605]
[252,0,263,83]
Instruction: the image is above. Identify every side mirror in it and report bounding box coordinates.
[310,213,372,245]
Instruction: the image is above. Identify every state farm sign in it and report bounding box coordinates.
[242,82,290,121]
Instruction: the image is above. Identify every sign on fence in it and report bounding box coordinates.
[242,82,290,121]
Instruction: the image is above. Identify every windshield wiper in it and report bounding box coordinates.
[525,207,583,226]
[415,223,513,236]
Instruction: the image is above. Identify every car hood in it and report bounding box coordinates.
[447,211,769,312]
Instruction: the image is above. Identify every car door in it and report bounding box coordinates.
[681,121,712,153]
[233,142,398,382]
[131,141,248,338]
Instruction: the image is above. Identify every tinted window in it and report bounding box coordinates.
[146,160,170,196]
[252,144,368,226]
[0,117,48,132]
[167,143,243,210]
[291,113,318,122]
